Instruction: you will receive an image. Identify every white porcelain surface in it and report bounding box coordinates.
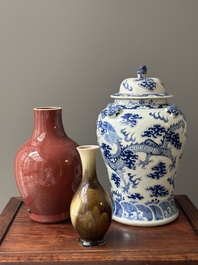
[97,66,187,226]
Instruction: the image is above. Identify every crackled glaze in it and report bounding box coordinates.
[15,107,82,223]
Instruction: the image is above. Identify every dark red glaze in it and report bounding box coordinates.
[14,107,81,223]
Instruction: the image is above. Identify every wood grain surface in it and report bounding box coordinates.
[0,195,197,264]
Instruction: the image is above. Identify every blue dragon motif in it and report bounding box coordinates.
[97,65,186,223]
[98,119,185,187]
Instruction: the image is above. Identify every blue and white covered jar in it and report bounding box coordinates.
[96,66,187,226]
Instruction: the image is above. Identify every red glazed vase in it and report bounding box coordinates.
[14,107,82,223]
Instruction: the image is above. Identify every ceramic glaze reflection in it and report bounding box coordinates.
[97,66,187,226]
[15,107,82,223]
[70,145,112,247]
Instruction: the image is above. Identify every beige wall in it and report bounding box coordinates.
[0,0,197,212]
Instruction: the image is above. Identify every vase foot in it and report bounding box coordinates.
[78,237,106,247]
[113,211,179,226]
[29,211,70,223]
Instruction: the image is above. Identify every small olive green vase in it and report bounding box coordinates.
[70,145,112,247]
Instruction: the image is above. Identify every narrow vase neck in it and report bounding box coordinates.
[32,107,67,137]
[77,146,99,182]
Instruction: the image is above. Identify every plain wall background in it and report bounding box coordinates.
[0,0,197,212]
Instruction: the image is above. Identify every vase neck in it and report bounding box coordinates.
[32,107,67,137]
[77,146,99,182]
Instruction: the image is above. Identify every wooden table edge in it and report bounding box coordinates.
[0,197,22,243]
[0,195,198,264]
[0,195,198,243]
[175,195,198,235]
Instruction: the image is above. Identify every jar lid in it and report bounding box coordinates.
[111,65,173,99]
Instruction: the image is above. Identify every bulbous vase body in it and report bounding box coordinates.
[96,66,187,226]
[14,107,82,223]
[70,145,112,247]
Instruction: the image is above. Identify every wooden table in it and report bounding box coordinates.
[0,195,197,264]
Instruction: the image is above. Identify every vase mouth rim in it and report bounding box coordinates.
[77,145,99,150]
[34,106,62,111]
